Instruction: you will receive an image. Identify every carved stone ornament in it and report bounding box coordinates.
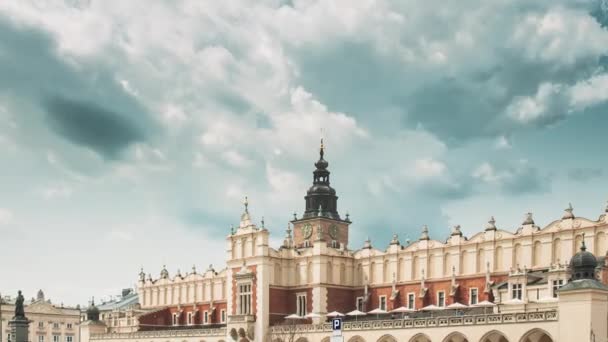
[230,328,238,341]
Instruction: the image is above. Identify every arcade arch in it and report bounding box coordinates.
[519,329,553,342]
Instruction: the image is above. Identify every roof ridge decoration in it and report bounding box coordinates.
[419,225,430,241]
[363,236,372,249]
[485,216,497,231]
[451,224,462,236]
[522,212,535,225]
[562,203,575,220]
[239,196,254,229]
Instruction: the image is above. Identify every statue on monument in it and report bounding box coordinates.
[14,290,25,319]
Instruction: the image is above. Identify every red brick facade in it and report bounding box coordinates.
[138,301,228,330]
[269,287,313,325]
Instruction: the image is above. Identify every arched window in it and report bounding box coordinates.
[412,256,419,280]
[383,260,389,283]
[513,243,522,268]
[476,248,485,273]
[327,261,333,283]
[533,241,542,267]
[340,264,346,284]
[307,262,313,284]
[495,246,504,271]
[552,238,561,265]
[274,263,281,285]
[595,232,606,256]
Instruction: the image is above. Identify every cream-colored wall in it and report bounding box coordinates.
[1,301,80,342]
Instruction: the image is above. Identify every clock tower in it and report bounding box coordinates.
[292,140,351,248]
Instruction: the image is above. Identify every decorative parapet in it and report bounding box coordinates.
[228,314,256,323]
[269,311,558,334]
[90,328,227,340]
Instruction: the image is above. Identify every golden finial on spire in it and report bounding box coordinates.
[243,196,249,213]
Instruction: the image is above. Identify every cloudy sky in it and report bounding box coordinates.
[1,0,608,306]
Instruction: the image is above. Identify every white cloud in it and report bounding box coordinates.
[495,136,512,149]
[107,229,134,242]
[413,158,446,178]
[41,184,73,199]
[473,162,504,183]
[510,7,608,65]
[222,149,253,168]
[570,73,608,110]
[0,208,12,224]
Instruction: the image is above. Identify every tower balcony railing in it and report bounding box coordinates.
[269,310,558,334]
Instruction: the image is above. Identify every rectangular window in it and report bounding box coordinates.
[552,279,564,298]
[356,297,364,311]
[66,324,72,329]
[39,336,45,342]
[512,283,522,300]
[379,296,387,311]
[238,283,252,315]
[38,322,44,329]
[297,293,307,317]
[187,312,192,325]
[203,311,209,324]
[437,291,445,307]
[172,313,178,326]
[407,293,415,310]
[221,310,226,323]
[53,335,60,342]
[66,337,73,342]
[53,323,59,329]
[469,288,478,305]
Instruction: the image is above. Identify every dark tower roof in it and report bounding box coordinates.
[302,139,341,220]
[86,298,100,322]
[569,237,598,281]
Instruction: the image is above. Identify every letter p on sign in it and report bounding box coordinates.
[332,318,342,331]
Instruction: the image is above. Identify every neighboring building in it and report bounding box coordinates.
[1,290,80,342]
[86,142,608,342]
[81,289,142,333]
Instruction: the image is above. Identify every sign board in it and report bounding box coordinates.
[331,318,342,336]
[330,336,344,342]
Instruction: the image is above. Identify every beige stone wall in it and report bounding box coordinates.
[1,300,80,342]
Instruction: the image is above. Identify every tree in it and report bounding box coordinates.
[265,320,306,342]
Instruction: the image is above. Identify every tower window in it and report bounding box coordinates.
[296,293,307,317]
[356,297,364,311]
[552,279,564,298]
[511,283,522,300]
[379,296,387,311]
[407,293,415,310]
[437,291,445,307]
[238,283,252,315]
[469,288,478,305]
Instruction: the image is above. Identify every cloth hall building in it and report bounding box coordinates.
[83,143,608,342]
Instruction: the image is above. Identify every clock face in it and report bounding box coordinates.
[302,223,313,239]
[329,224,339,239]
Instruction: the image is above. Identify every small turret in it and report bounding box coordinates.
[485,216,497,231]
[419,225,430,241]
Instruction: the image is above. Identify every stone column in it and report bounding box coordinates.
[8,318,29,342]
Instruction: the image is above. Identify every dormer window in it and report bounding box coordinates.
[304,240,311,248]
[331,240,339,248]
